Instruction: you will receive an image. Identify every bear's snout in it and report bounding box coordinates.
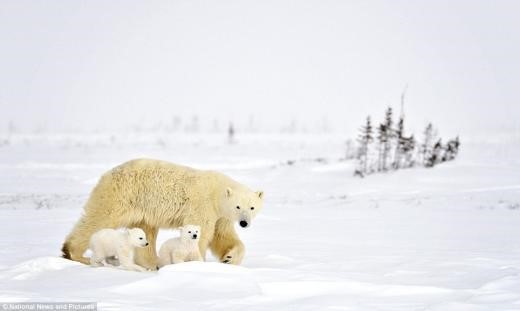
[239,220,249,228]
[192,234,198,239]
[145,242,149,246]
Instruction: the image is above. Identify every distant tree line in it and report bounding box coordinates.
[354,107,460,177]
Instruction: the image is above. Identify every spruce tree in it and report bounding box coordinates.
[454,136,461,155]
[393,116,405,169]
[381,107,394,171]
[356,116,374,176]
[426,139,443,167]
[443,136,461,161]
[402,135,416,167]
[376,123,387,172]
[420,123,434,166]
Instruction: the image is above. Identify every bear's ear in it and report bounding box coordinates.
[226,187,233,198]
[177,226,184,231]
[256,191,264,199]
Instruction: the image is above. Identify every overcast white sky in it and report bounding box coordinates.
[1,0,519,137]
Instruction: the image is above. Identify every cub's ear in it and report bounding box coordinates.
[226,187,233,198]
[177,226,184,231]
[256,191,264,199]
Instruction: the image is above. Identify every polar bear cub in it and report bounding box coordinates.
[158,225,203,267]
[89,228,149,272]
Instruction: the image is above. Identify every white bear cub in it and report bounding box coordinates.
[89,228,149,272]
[158,225,203,268]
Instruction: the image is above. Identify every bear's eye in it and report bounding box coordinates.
[251,207,255,210]
[236,206,240,209]
[139,237,143,240]
[188,231,191,233]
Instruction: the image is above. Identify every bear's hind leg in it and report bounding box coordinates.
[133,223,159,270]
[62,215,117,265]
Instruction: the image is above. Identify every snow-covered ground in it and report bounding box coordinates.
[0,132,519,310]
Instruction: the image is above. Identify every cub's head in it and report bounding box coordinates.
[127,228,149,248]
[178,225,200,241]
[221,187,264,228]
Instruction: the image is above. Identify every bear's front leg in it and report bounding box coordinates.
[197,221,215,261]
[209,218,246,265]
[221,241,245,265]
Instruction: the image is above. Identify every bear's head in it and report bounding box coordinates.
[178,225,201,241]
[127,228,149,248]
[221,187,264,228]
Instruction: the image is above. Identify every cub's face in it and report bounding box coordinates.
[179,225,201,241]
[222,187,264,228]
[128,228,149,248]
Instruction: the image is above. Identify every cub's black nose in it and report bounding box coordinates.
[193,234,198,239]
[239,220,248,228]
[145,242,149,246]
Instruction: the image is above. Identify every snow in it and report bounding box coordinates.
[0,132,519,310]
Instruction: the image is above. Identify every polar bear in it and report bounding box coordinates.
[89,228,149,272]
[61,158,264,270]
[158,225,203,267]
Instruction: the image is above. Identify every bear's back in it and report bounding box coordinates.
[86,158,245,225]
[117,158,197,173]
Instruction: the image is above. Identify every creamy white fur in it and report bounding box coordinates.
[62,159,264,269]
[158,225,203,267]
[89,228,149,272]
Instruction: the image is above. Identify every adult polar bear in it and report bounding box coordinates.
[61,159,264,269]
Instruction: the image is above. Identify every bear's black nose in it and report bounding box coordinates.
[193,234,198,239]
[145,242,149,246]
[239,220,248,228]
